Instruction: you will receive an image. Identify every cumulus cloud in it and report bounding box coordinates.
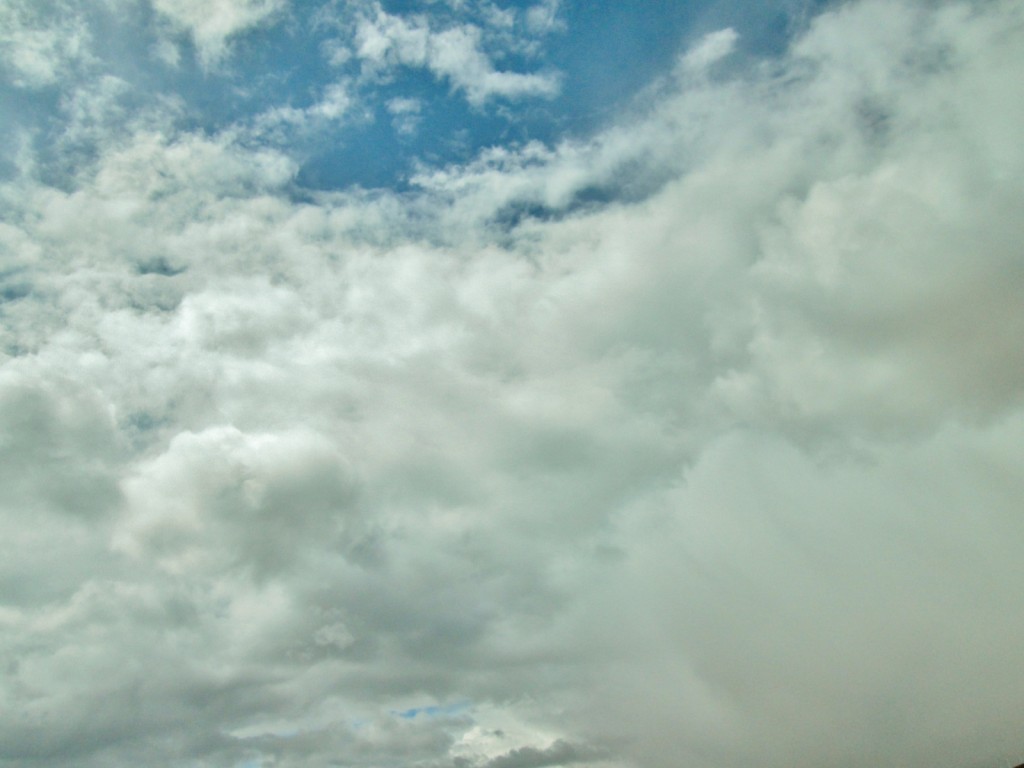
[1,0,1024,766]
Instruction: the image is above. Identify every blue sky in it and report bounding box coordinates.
[2,0,827,191]
[2,1,1024,767]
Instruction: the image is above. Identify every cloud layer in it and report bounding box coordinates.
[1,0,1024,766]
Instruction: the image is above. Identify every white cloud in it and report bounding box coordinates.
[525,0,563,35]
[387,96,423,136]
[1,1,1024,766]
[0,0,93,87]
[679,27,738,74]
[353,3,560,106]
[430,24,560,105]
[151,0,286,67]
[248,81,354,141]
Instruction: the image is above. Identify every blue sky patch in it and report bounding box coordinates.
[1,0,829,192]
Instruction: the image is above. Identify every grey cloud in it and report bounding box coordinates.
[0,368,121,520]
[575,419,1024,768]
[114,426,360,578]
[1,1,1023,766]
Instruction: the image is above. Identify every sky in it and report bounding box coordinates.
[1,0,1023,766]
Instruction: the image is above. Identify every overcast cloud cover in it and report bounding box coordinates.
[1,0,1024,766]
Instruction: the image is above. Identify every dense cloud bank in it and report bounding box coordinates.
[2,0,1024,766]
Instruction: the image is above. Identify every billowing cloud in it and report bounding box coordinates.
[1,0,1023,766]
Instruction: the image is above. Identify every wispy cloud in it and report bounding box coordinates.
[151,0,286,68]
[0,0,93,88]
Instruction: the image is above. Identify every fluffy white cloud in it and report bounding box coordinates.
[1,0,1023,766]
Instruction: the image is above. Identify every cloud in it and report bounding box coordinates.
[151,0,286,67]
[679,27,738,74]
[387,96,423,137]
[353,3,560,106]
[484,739,606,768]
[0,0,93,88]
[1,0,1024,766]
[525,0,563,36]
[577,417,1024,768]
[247,81,354,141]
